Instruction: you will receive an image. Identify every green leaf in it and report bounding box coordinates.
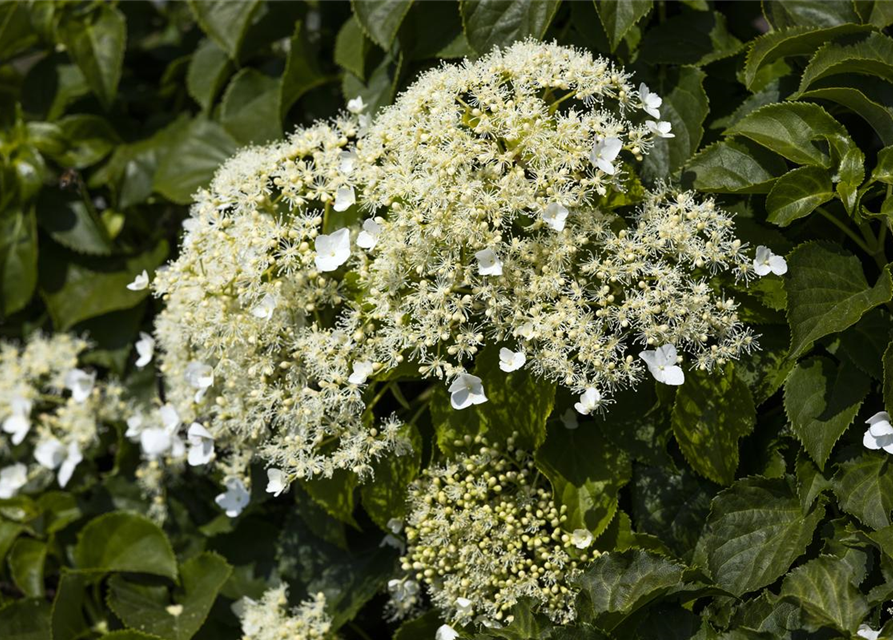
[825,308,892,380]
[335,17,371,80]
[220,69,282,146]
[360,423,421,531]
[0,3,38,62]
[0,598,52,640]
[49,114,119,168]
[188,0,260,60]
[0,521,24,565]
[594,0,652,52]
[154,118,239,205]
[684,139,787,194]
[394,610,443,640]
[837,146,865,215]
[763,0,861,29]
[733,324,792,406]
[459,0,561,54]
[302,469,359,528]
[575,550,685,630]
[280,21,329,119]
[0,207,37,317]
[784,357,870,470]
[352,0,414,50]
[780,555,869,634]
[107,552,232,640]
[799,84,893,147]
[342,52,402,117]
[784,242,893,359]
[186,39,232,111]
[593,381,673,467]
[725,102,850,168]
[743,24,874,90]
[535,421,631,537]
[765,166,834,227]
[639,11,743,66]
[799,32,893,95]
[885,341,893,416]
[796,452,833,513]
[8,538,46,598]
[858,0,893,27]
[56,5,126,110]
[873,145,893,184]
[671,364,756,485]
[832,453,893,530]
[693,476,824,597]
[36,189,113,256]
[74,512,178,579]
[432,345,556,454]
[40,240,168,331]
[642,66,709,182]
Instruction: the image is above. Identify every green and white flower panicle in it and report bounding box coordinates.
[399,434,594,630]
[234,585,333,640]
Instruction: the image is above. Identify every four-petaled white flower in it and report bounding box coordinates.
[250,293,278,320]
[347,96,366,114]
[863,411,893,454]
[127,269,150,291]
[646,120,675,138]
[542,202,569,231]
[387,517,403,534]
[333,185,356,212]
[64,369,96,403]
[356,218,382,249]
[2,397,32,445]
[140,428,171,460]
[215,477,250,517]
[125,414,143,439]
[0,463,27,499]
[590,136,622,175]
[135,332,155,368]
[456,597,473,616]
[348,360,375,385]
[571,528,594,549]
[857,624,880,640]
[561,408,579,430]
[339,149,357,174]
[185,361,214,403]
[449,373,488,410]
[574,387,601,415]
[436,625,460,640]
[187,423,215,466]
[58,441,82,488]
[640,344,685,386]
[266,468,288,496]
[474,248,503,276]
[498,348,526,372]
[314,228,351,272]
[388,578,419,603]
[34,437,66,470]
[753,245,788,277]
[639,83,662,119]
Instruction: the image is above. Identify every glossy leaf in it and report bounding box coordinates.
[765,166,834,227]
[352,0,414,50]
[186,39,232,111]
[780,555,869,634]
[220,69,282,146]
[8,538,46,598]
[74,511,178,579]
[685,139,787,194]
[0,207,38,317]
[188,0,260,60]
[154,118,238,204]
[0,598,52,640]
[798,32,893,95]
[595,0,652,52]
[460,0,561,54]
[832,453,893,530]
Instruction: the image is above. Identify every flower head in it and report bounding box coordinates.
[314,228,351,272]
[571,528,594,549]
[640,344,685,386]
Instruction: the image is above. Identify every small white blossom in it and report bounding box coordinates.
[542,202,568,231]
[571,528,593,549]
[753,245,788,276]
[333,185,356,212]
[498,348,526,372]
[456,597,473,616]
[574,387,601,415]
[135,332,155,368]
[314,228,351,272]
[640,344,685,386]
[34,438,66,470]
[64,369,96,403]
[266,468,287,496]
[2,397,32,445]
[348,361,375,385]
[646,120,675,138]
[125,415,143,439]
[347,96,366,113]
[126,269,150,291]
[140,428,171,460]
[339,149,357,174]
[857,624,880,640]
[590,136,622,175]
[561,408,579,430]
[449,373,487,410]
[356,218,382,249]
[380,534,405,551]
[250,293,278,320]
[160,403,181,434]
[387,578,419,603]
[863,411,893,454]
[387,517,403,534]
[187,422,215,466]
[436,625,460,640]
[215,477,250,517]
[0,463,27,499]
[639,83,662,119]
[475,249,503,276]
[185,362,214,403]
[58,441,82,488]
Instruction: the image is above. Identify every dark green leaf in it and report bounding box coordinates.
[352,0,414,50]
[360,423,421,531]
[874,145,893,185]
[0,3,38,62]
[594,0,652,52]
[832,453,893,530]
[55,114,119,168]
[220,69,282,146]
[302,469,359,528]
[0,207,38,316]
[780,555,869,634]
[639,11,743,66]
[885,341,893,416]
[186,39,232,111]
[8,538,46,598]
[763,0,861,28]
[280,21,329,119]
[394,610,443,640]
[733,324,792,406]
[799,85,893,147]
[795,452,833,513]
[825,308,892,380]
[188,0,260,60]
[684,139,787,194]
[342,52,401,117]
[798,32,893,95]
[36,189,113,256]
[459,0,561,54]
[765,166,834,227]
[0,598,52,640]
[335,17,371,79]
[74,511,178,579]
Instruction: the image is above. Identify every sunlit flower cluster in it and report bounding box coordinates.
[234,586,333,640]
[399,434,593,629]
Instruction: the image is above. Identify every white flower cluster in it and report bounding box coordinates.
[0,333,125,498]
[400,435,593,629]
[234,586,333,640]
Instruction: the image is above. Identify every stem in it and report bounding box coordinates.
[816,207,873,254]
[349,622,374,640]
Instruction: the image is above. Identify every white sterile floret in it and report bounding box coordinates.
[215,477,250,517]
[356,218,382,249]
[187,423,215,466]
[449,373,487,410]
[640,344,685,386]
[387,517,403,534]
[140,428,172,460]
[646,120,675,138]
[639,83,662,119]
[456,597,474,616]
[347,96,366,114]
[571,528,594,549]
[857,624,880,640]
[184,362,214,403]
[753,245,788,276]
[266,468,287,496]
[348,361,375,385]
[339,149,358,174]
[57,441,82,488]
[250,293,278,320]
[314,227,351,272]
[475,248,503,276]
[64,369,96,403]
[135,332,155,368]
[160,403,181,434]
[498,348,526,372]
[590,136,622,175]
[542,202,569,231]
[2,397,31,445]
[0,463,27,499]
[863,411,893,454]
[127,269,150,291]
[35,437,66,470]
[436,625,460,640]
[333,185,356,212]
[574,387,601,415]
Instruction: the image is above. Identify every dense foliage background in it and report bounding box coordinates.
[1,0,893,638]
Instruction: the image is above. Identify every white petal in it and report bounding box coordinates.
[347,96,365,114]
[2,413,30,445]
[314,228,351,272]
[266,468,287,496]
[140,428,171,459]
[126,270,149,291]
[571,528,593,549]
[768,255,788,275]
[436,625,460,640]
[864,428,882,450]
[866,411,891,426]
[58,442,83,488]
[661,365,685,386]
[498,348,525,372]
[34,438,66,470]
[160,404,181,433]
